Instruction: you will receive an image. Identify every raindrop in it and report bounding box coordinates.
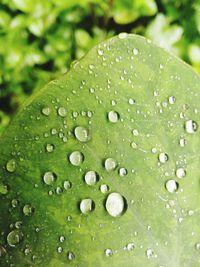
[146,248,154,259]
[131,142,138,149]
[165,180,178,193]
[98,49,103,56]
[105,192,125,217]
[69,151,84,166]
[168,96,176,104]
[185,120,198,134]
[60,236,65,242]
[46,144,55,153]
[118,32,128,39]
[67,251,75,261]
[11,199,19,208]
[104,248,113,257]
[100,184,109,193]
[119,168,128,177]
[158,153,168,164]
[104,158,117,171]
[0,245,6,257]
[195,243,200,250]
[176,168,186,179]
[127,243,135,251]
[43,172,56,185]
[63,180,72,190]
[7,230,23,247]
[84,171,98,186]
[6,159,16,173]
[133,48,139,55]
[0,183,8,194]
[23,204,34,216]
[80,199,95,214]
[58,107,67,117]
[42,107,51,116]
[58,247,63,253]
[108,111,119,123]
[128,98,135,105]
[74,126,90,142]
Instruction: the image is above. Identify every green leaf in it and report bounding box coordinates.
[0,34,200,266]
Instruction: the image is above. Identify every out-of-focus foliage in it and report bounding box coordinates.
[0,0,199,133]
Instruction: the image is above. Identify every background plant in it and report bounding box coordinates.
[0,0,200,134]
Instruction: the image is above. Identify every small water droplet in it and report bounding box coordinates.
[0,245,6,257]
[11,199,19,208]
[67,251,75,261]
[42,107,51,116]
[43,172,56,185]
[69,151,84,166]
[58,107,67,117]
[57,246,63,253]
[158,153,168,164]
[0,183,8,194]
[165,180,178,193]
[118,32,128,39]
[84,171,98,186]
[108,111,119,123]
[63,180,72,190]
[80,199,95,214]
[98,49,103,56]
[126,243,135,251]
[6,159,16,173]
[168,96,176,104]
[74,126,90,142]
[100,184,109,193]
[133,48,139,55]
[59,236,65,242]
[105,192,125,217]
[104,248,113,257]
[128,98,135,105]
[119,168,128,177]
[23,204,34,216]
[46,144,55,153]
[195,243,200,250]
[176,168,186,178]
[185,120,198,134]
[7,230,23,247]
[146,248,154,259]
[104,158,117,171]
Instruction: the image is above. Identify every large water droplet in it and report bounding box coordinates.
[43,171,56,185]
[104,158,117,171]
[105,192,125,217]
[7,230,23,247]
[80,199,95,214]
[185,120,198,133]
[74,126,90,142]
[69,151,84,166]
[108,111,119,123]
[6,159,16,173]
[84,171,98,186]
[165,180,178,193]
[58,107,67,117]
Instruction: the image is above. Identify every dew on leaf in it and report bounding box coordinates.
[42,107,51,116]
[104,158,117,171]
[56,187,63,194]
[119,167,128,177]
[168,96,176,104]
[59,236,65,242]
[133,48,139,55]
[84,171,98,186]
[23,204,34,216]
[0,245,6,257]
[195,243,200,250]
[58,107,67,117]
[165,180,178,193]
[108,111,119,123]
[11,199,19,208]
[185,120,198,133]
[176,168,186,178]
[63,180,72,190]
[126,243,135,251]
[69,151,84,166]
[0,183,8,194]
[146,248,154,259]
[104,248,113,257]
[118,32,128,39]
[43,171,56,185]
[100,184,109,193]
[80,199,95,214]
[6,159,16,173]
[74,126,90,142]
[46,144,55,153]
[128,98,135,105]
[58,246,63,253]
[67,251,75,261]
[7,230,23,247]
[158,153,168,164]
[105,192,125,217]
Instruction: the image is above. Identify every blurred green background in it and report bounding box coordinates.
[0,0,200,135]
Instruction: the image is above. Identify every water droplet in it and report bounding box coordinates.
[24,248,31,256]
[84,171,98,186]
[185,120,198,134]
[176,168,186,178]
[57,246,63,253]
[7,230,23,247]
[131,142,138,149]
[46,144,55,153]
[128,98,135,105]
[0,183,8,194]
[126,243,135,251]
[105,192,125,217]
[0,245,6,257]
[59,236,65,242]
[104,158,117,171]
[168,96,176,104]
[42,107,51,116]
[69,151,84,166]
[165,180,178,193]
[43,171,56,185]
[133,48,139,55]
[146,248,154,259]
[195,243,200,250]
[158,153,168,164]
[23,204,34,216]
[98,48,103,56]
[119,167,128,177]
[108,111,119,123]
[63,180,72,190]
[118,32,128,39]
[105,248,113,257]
[11,199,19,208]
[56,187,63,194]
[6,159,16,173]
[74,126,90,142]
[100,184,109,193]
[132,129,139,136]
[58,107,67,117]
[80,199,95,214]
[67,251,75,261]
